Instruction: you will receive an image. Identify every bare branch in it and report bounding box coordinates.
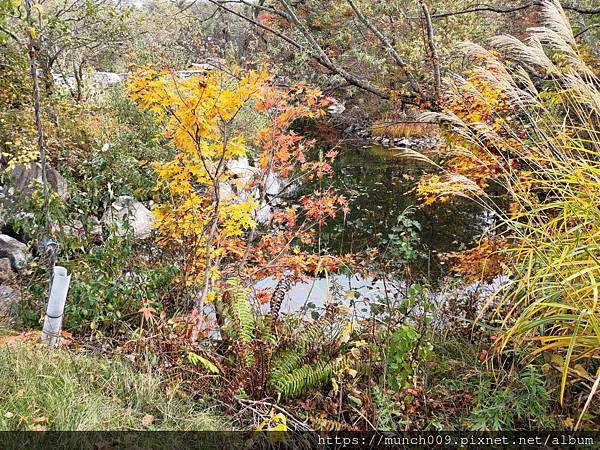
[205,0,303,50]
[345,0,422,96]
[0,24,24,46]
[214,0,289,19]
[210,0,398,100]
[574,23,600,38]
[575,14,600,59]
[406,2,600,20]
[276,0,391,99]
[407,2,536,19]
[419,1,441,107]
[562,2,600,14]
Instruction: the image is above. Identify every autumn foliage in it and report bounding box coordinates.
[415,0,600,410]
[128,68,350,315]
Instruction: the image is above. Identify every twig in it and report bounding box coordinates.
[419,0,441,108]
[205,0,303,50]
[235,397,314,431]
[277,0,391,100]
[406,2,600,20]
[574,23,600,38]
[0,24,23,45]
[345,0,422,97]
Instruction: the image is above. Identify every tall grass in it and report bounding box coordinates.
[0,342,228,430]
[421,0,599,416]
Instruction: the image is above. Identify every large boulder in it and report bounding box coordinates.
[101,196,155,239]
[0,286,20,323]
[0,235,30,270]
[0,258,14,284]
[8,163,68,201]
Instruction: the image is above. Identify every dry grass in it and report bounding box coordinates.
[371,121,439,138]
[420,0,599,420]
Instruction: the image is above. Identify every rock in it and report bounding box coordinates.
[396,138,411,147]
[101,196,155,239]
[326,102,346,115]
[8,163,68,201]
[0,235,30,270]
[382,138,391,146]
[228,157,259,188]
[0,258,14,283]
[0,286,20,322]
[89,216,102,237]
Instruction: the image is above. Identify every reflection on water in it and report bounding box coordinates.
[288,142,491,278]
[249,141,499,315]
[255,273,387,319]
[253,273,508,324]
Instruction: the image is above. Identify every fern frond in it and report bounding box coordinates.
[270,277,293,332]
[296,304,353,356]
[224,280,255,344]
[268,346,307,393]
[269,354,349,398]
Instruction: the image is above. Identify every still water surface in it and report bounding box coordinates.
[256,141,495,315]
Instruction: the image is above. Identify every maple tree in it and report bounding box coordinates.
[128,67,351,332]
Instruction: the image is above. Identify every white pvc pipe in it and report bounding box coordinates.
[41,266,71,347]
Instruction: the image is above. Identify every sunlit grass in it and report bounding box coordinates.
[371,121,438,138]
[0,342,228,430]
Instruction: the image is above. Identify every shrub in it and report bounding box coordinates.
[86,86,173,200]
[468,366,554,431]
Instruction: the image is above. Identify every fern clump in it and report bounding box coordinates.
[223,280,255,345]
[218,281,363,401]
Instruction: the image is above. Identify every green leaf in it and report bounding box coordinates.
[187,352,220,374]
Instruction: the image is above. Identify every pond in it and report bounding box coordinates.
[289,140,491,275]
[255,138,497,316]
